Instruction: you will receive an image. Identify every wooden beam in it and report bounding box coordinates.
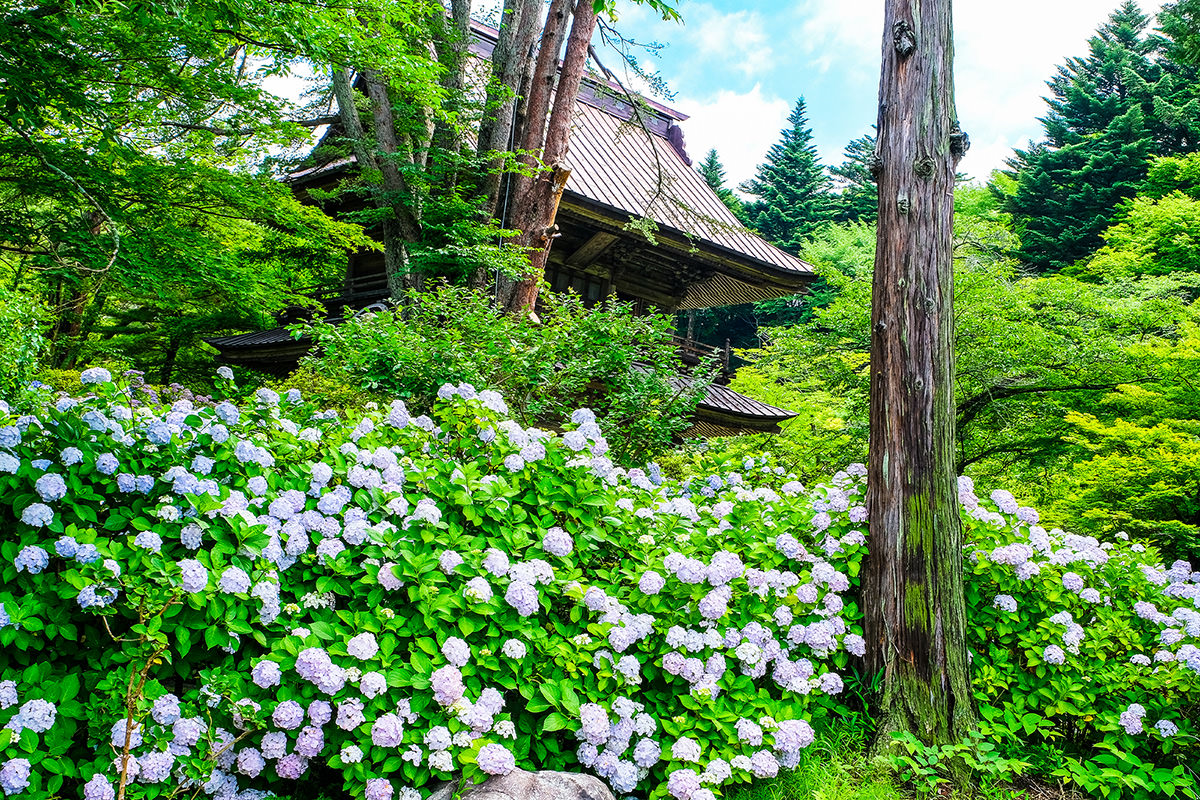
[565,231,619,268]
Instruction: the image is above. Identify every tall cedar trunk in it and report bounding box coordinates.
[469,0,574,291]
[501,0,597,313]
[863,0,976,762]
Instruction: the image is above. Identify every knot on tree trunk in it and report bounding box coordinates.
[893,20,916,57]
[869,153,885,179]
[950,126,971,160]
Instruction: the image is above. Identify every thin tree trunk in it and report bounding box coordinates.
[478,0,544,215]
[333,66,422,299]
[502,0,597,313]
[469,0,575,292]
[515,0,574,179]
[431,0,473,159]
[863,0,976,768]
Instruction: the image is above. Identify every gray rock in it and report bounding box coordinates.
[457,770,614,800]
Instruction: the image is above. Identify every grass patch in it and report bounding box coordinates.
[727,720,906,800]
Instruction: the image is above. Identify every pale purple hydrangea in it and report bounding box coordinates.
[1155,719,1179,737]
[296,725,324,757]
[138,751,174,783]
[639,570,666,595]
[273,700,305,730]
[667,768,701,800]
[542,527,573,557]
[219,566,251,594]
[672,736,702,762]
[774,718,816,752]
[276,753,308,779]
[80,367,112,384]
[366,779,394,800]
[371,713,405,747]
[13,698,55,733]
[430,665,465,706]
[336,699,366,731]
[83,775,114,800]
[750,750,780,778]
[441,637,470,667]
[347,632,379,660]
[505,581,539,617]
[1120,703,1146,735]
[477,743,516,776]
[14,546,48,575]
[172,716,204,749]
[464,577,493,602]
[1061,572,1085,592]
[19,503,53,528]
[439,550,464,573]
[178,559,208,593]
[294,647,347,694]
[151,693,181,725]
[237,748,266,778]
[252,660,282,689]
[0,758,31,796]
[483,548,510,577]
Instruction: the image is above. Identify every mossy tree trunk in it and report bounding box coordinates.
[863,0,977,764]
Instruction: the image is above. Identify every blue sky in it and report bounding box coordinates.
[605,0,1166,191]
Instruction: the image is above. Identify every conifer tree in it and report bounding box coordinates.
[1004,1,1200,271]
[740,98,832,251]
[697,148,746,218]
[830,134,878,223]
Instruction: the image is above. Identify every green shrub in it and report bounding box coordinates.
[298,283,713,465]
[0,288,45,408]
[268,365,385,417]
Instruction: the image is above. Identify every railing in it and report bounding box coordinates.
[673,335,731,374]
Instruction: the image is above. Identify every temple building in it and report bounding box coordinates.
[207,25,815,437]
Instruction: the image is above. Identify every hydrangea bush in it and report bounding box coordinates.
[0,371,1196,800]
[962,481,1200,795]
[0,370,863,799]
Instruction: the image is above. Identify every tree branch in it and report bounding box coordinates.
[158,116,338,136]
[956,381,1125,432]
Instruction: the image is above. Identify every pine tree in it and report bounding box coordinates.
[697,148,746,218]
[740,98,833,251]
[830,134,878,223]
[1008,106,1152,271]
[1005,1,1200,271]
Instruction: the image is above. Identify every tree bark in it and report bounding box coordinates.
[332,66,423,299]
[501,0,597,314]
[478,0,544,217]
[863,0,977,766]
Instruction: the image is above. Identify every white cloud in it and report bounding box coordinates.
[791,0,878,78]
[688,7,773,78]
[674,85,791,191]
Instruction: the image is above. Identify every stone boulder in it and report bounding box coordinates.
[428,770,615,800]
